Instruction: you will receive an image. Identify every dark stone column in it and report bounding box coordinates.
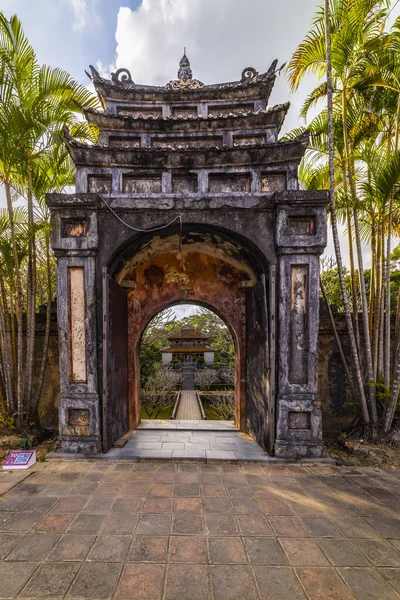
[48,195,101,454]
[274,191,329,458]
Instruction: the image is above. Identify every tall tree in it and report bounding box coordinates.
[287,0,400,439]
[0,13,99,429]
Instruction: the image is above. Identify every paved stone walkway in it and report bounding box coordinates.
[0,461,400,599]
[107,429,269,461]
[181,365,196,391]
[175,391,203,420]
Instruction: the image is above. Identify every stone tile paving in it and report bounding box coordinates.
[106,428,269,461]
[0,461,399,599]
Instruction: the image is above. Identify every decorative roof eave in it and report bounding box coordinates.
[67,134,309,169]
[87,60,280,105]
[161,346,216,353]
[83,103,290,134]
[167,331,208,340]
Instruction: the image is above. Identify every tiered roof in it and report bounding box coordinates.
[87,55,281,107]
[66,52,307,199]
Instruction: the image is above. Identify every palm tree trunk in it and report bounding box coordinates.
[385,102,400,389]
[25,162,36,419]
[374,223,382,379]
[384,338,400,433]
[370,223,378,376]
[32,229,52,417]
[4,181,24,428]
[0,277,14,414]
[341,88,377,428]
[382,103,400,433]
[343,175,360,355]
[352,205,377,428]
[378,229,385,379]
[324,0,370,426]
[393,288,400,375]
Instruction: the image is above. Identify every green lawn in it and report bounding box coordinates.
[140,407,173,420]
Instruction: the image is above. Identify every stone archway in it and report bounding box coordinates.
[104,224,272,450]
[138,300,237,420]
[47,56,329,459]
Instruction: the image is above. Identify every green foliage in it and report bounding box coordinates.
[19,436,33,449]
[286,0,400,434]
[0,12,99,428]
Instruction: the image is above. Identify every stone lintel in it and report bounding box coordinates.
[274,190,330,207]
[46,193,101,209]
[53,249,98,259]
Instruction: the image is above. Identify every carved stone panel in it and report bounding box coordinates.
[109,136,141,149]
[261,173,286,193]
[289,265,308,384]
[208,103,254,116]
[122,175,162,194]
[152,136,223,149]
[88,176,112,194]
[286,216,315,236]
[209,172,251,193]
[66,408,90,436]
[233,134,265,146]
[288,411,311,429]
[117,105,162,118]
[68,267,87,383]
[68,408,90,426]
[62,219,87,238]
[171,105,198,118]
[172,174,198,193]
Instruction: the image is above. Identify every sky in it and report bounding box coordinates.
[0,0,321,132]
[1,0,398,318]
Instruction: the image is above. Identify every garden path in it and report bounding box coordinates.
[175,390,202,420]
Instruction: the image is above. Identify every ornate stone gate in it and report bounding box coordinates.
[47,54,328,458]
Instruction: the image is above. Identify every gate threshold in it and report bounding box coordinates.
[102,427,270,462]
[138,419,236,431]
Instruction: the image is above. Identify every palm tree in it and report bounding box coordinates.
[0,12,99,429]
[287,0,400,438]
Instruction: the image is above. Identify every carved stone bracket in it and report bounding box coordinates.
[241,67,259,82]
[111,68,134,84]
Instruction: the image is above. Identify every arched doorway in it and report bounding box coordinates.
[139,303,236,423]
[102,224,275,453]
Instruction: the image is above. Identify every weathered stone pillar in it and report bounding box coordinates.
[274,191,329,458]
[47,195,101,453]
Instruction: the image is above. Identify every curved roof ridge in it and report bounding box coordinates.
[87,59,280,93]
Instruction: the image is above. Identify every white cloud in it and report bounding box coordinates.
[107,0,380,269]
[112,0,320,133]
[66,0,101,32]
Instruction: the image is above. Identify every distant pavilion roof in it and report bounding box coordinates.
[161,346,215,353]
[167,327,208,341]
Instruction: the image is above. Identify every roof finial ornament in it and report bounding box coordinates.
[177,48,192,83]
[166,50,204,90]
